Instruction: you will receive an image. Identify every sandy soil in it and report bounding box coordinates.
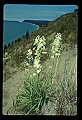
[3,68,28,114]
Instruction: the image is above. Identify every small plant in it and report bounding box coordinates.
[26,30,29,40]
[11,35,54,115]
[13,72,54,115]
[4,44,8,50]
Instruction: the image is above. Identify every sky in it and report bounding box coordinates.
[4,4,78,21]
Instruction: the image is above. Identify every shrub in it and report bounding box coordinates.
[4,44,7,50]
[8,43,11,47]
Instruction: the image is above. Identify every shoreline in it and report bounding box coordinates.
[3,22,39,47]
[24,22,39,30]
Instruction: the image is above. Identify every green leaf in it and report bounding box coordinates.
[26,104,37,114]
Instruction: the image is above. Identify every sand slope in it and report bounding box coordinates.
[3,43,77,115]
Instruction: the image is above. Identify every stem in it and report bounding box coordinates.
[68,57,76,79]
[52,56,60,84]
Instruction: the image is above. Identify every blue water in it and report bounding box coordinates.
[3,21,39,46]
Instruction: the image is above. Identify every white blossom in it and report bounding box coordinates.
[25,35,47,75]
[34,58,41,69]
[33,47,36,50]
[27,49,32,56]
[36,69,41,74]
[5,52,8,57]
[41,51,47,54]
[51,56,54,59]
[33,73,36,76]
[51,33,62,58]
[49,66,52,69]
[26,49,33,61]
[26,62,29,66]
[33,35,47,74]
[33,35,40,45]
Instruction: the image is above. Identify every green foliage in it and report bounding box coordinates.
[12,72,54,115]
[26,30,29,40]
[4,44,8,50]
[8,43,11,47]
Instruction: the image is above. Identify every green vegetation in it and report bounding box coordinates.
[11,73,54,115]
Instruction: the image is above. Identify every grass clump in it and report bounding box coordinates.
[51,58,77,115]
[12,72,54,115]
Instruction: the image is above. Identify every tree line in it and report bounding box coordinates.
[4,30,29,50]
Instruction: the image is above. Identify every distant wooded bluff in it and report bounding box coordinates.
[23,20,51,27]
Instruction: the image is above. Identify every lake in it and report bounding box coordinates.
[3,21,39,46]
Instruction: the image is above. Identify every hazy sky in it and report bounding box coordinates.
[4,4,78,21]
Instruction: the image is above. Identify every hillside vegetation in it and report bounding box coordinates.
[3,11,78,68]
[29,11,78,44]
[3,11,78,115]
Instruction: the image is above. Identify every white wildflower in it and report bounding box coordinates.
[26,62,29,66]
[55,52,60,57]
[49,66,52,69]
[26,56,29,59]
[33,47,36,50]
[26,35,47,75]
[34,35,47,61]
[34,59,41,69]
[51,33,62,58]
[27,49,32,56]
[41,51,47,54]
[26,48,33,62]
[36,69,41,74]
[51,56,54,59]
[33,73,36,76]
[33,54,42,74]
[5,52,8,57]
[34,35,40,45]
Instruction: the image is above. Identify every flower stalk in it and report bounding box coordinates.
[25,35,47,76]
[51,33,62,83]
